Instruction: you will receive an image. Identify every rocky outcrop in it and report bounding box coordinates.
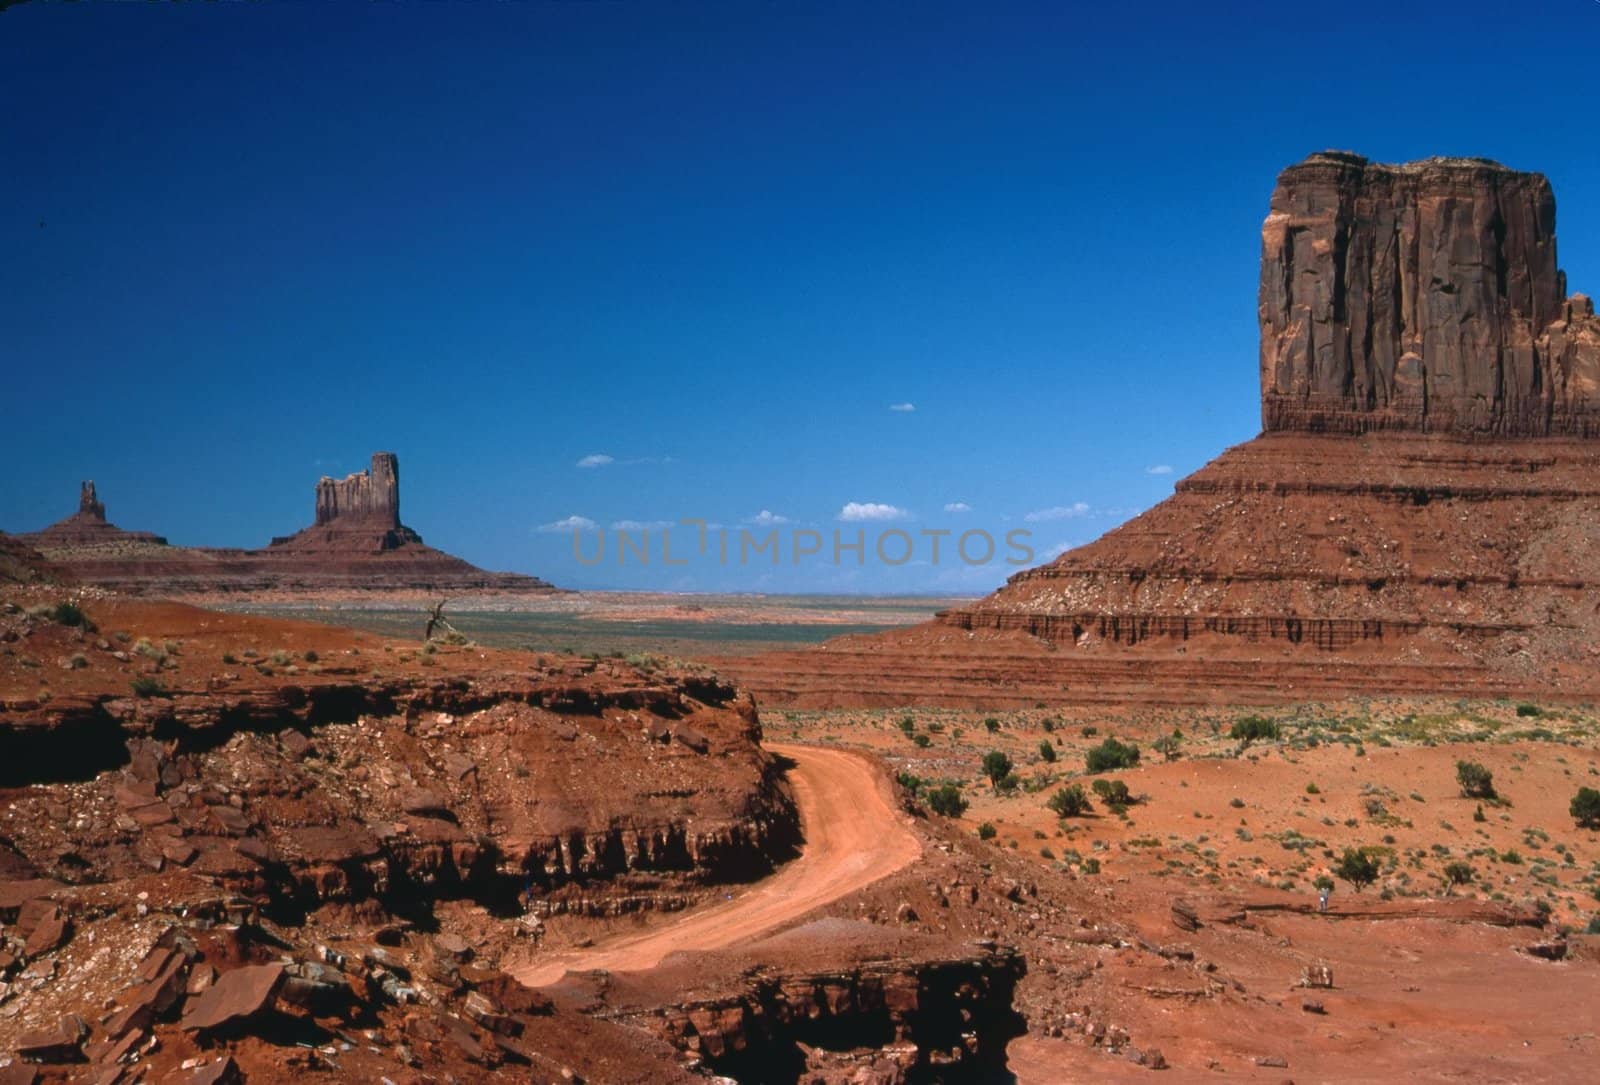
[1,654,798,911]
[0,599,799,1079]
[567,920,1026,1084]
[1260,151,1600,437]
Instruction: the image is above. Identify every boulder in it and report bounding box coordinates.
[179,963,285,1033]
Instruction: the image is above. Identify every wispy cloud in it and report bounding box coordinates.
[1146,464,1174,476]
[888,402,916,413]
[576,453,676,469]
[610,519,675,531]
[838,501,908,522]
[537,515,597,533]
[942,501,971,513]
[747,509,790,526]
[1024,502,1090,522]
[1042,540,1078,560]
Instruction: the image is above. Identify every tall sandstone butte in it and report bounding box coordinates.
[314,451,402,530]
[1259,151,1600,436]
[726,153,1600,707]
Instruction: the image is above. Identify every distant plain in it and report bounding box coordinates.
[215,592,968,658]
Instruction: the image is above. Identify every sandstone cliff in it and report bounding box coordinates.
[1260,151,1600,436]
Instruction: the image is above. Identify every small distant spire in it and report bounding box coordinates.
[79,481,106,521]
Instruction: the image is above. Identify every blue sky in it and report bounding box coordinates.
[4,2,1598,593]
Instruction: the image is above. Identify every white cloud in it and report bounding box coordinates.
[838,501,908,522]
[578,453,676,469]
[943,501,971,513]
[1146,464,1174,476]
[537,515,598,533]
[1024,502,1091,522]
[610,519,674,531]
[747,509,790,526]
[1042,540,1078,560]
[888,402,916,413]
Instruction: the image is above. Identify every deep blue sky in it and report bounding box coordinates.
[4,2,1598,592]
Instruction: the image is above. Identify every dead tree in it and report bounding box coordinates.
[424,598,456,642]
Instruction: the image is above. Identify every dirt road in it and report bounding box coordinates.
[513,742,922,988]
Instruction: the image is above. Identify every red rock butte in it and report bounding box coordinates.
[726,152,1600,707]
[13,452,557,595]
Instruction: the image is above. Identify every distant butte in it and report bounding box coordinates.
[725,152,1600,707]
[13,452,558,596]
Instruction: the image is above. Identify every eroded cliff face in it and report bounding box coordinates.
[1260,151,1600,436]
[314,452,402,530]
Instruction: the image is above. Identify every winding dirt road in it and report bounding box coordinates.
[514,743,921,988]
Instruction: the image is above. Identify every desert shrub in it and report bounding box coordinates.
[66,653,87,670]
[1048,784,1092,818]
[1442,861,1475,888]
[1085,737,1140,774]
[1230,796,1246,809]
[913,733,932,749]
[1041,718,1056,733]
[1081,857,1101,874]
[895,772,924,796]
[1091,778,1132,806]
[926,785,967,818]
[1306,782,1320,795]
[1335,848,1381,892]
[130,677,167,698]
[1570,787,1600,829]
[48,601,91,628]
[984,717,1001,733]
[982,751,1013,788]
[221,653,237,665]
[1515,703,1543,718]
[269,649,292,666]
[1230,716,1280,746]
[303,649,319,663]
[1038,740,1057,763]
[1152,733,1182,761]
[1081,725,1098,737]
[1456,760,1496,800]
[898,716,915,735]
[977,822,997,841]
[1313,874,1335,891]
